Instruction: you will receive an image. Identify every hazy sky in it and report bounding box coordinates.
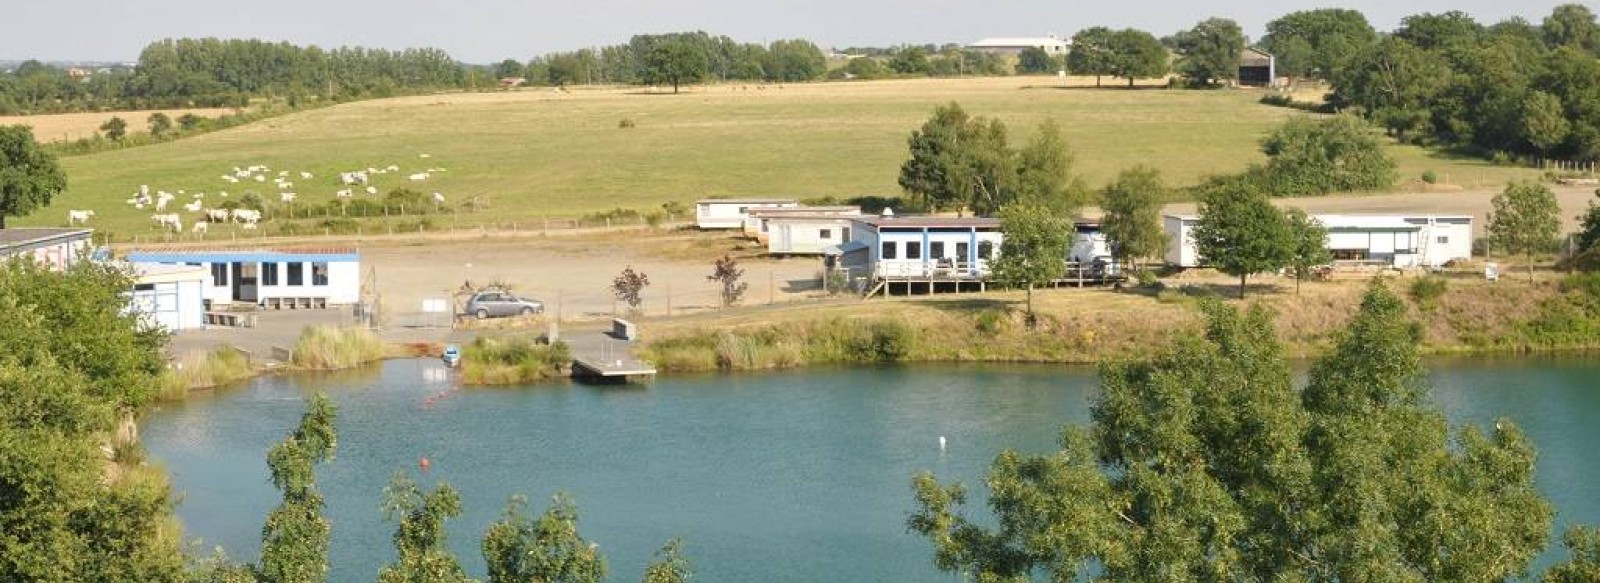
[3,0,1588,63]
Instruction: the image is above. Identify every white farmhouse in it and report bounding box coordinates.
[1164,214,1475,269]
[695,198,798,229]
[123,247,362,309]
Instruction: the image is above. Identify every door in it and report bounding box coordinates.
[231,262,259,303]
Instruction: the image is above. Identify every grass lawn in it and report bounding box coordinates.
[17,76,1539,236]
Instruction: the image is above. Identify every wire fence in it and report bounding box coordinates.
[93,212,691,248]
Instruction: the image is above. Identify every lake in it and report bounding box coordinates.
[144,357,1600,582]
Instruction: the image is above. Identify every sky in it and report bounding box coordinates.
[2,0,1589,63]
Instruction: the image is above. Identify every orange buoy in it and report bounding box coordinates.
[419,456,431,473]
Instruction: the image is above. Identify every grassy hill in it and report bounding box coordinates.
[18,76,1538,238]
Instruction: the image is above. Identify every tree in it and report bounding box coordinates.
[898,102,974,212]
[888,46,930,75]
[0,124,67,229]
[990,204,1068,321]
[147,112,173,137]
[641,538,692,583]
[1283,208,1331,294]
[1258,115,1398,195]
[954,117,1017,216]
[376,473,472,583]
[494,59,524,79]
[1397,11,1485,51]
[1575,190,1600,254]
[843,57,884,80]
[258,394,338,583]
[910,282,1554,583]
[763,39,825,82]
[1544,4,1600,53]
[1330,37,1453,141]
[1546,527,1600,583]
[1067,27,1115,85]
[1014,47,1059,75]
[100,116,127,140]
[707,254,748,306]
[1171,18,1246,86]
[1014,120,1088,216]
[1488,180,1561,282]
[1521,90,1571,156]
[177,113,204,130]
[612,267,650,309]
[1105,29,1169,86]
[481,494,608,583]
[1192,180,1293,297]
[640,38,708,93]
[1099,165,1168,270]
[1260,9,1378,80]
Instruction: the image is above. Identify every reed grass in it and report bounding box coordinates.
[459,335,571,385]
[159,345,255,399]
[289,326,386,370]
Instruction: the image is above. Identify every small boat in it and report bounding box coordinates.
[441,344,461,368]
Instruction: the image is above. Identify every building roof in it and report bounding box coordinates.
[129,262,208,284]
[1240,47,1275,67]
[852,216,1000,229]
[749,206,861,216]
[1165,213,1474,225]
[760,214,864,223]
[0,228,92,251]
[123,246,359,263]
[696,198,799,205]
[969,37,1070,49]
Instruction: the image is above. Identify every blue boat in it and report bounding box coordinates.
[441,344,461,368]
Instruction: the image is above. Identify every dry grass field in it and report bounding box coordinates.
[15,75,1543,236]
[1,108,241,142]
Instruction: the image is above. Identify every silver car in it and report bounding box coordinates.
[465,291,545,318]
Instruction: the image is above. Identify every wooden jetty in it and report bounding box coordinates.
[570,356,657,383]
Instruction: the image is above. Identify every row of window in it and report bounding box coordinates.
[202,262,330,287]
[880,240,994,261]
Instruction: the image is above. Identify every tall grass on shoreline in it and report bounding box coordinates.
[159,345,255,399]
[459,335,571,384]
[644,318,915,373]
[290,326,386,370]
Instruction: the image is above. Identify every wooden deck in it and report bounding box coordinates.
[571,356,657,382]
[862,262,1126,298]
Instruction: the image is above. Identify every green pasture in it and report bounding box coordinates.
[17,78,1539,236]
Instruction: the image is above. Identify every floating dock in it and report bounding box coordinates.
[570,356,657,383]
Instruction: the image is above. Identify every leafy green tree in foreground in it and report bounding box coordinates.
[1284,208,1331,294]
[377,473,473,583]
[911,282,1554,583]
[1099,165,1168,271]
[641,538,692,583]
[1259,115,1397,196]
[258,394,338,583]
[0,124,68,229]
[482,493,609,583]
[990,204,1068,322]
[1192,180,1292,298]
[1488,180,1562,283]
[1546,526,1600,583]
[640,38,708,93]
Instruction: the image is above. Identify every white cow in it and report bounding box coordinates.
[231,209,262,224]
[335,189,353,199]
[182,200,203,212]
[277,181,293,190]
[431,192,446,205]
[386,164,399,172]
[192,222,209,234]
[155,193,175,212]
[151,214,182,232]
[300,171,313,180]
[67,210,95,225]
[206,209,231,223]
[408,172,429,181]
[254,175,266,182]
[364,186,378,195]
[280,192,297,203]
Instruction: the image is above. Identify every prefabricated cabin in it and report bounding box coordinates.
[1164,214,1475,269]
[123,247,361,309]
[695,198,799,229]
[742,205,862,241]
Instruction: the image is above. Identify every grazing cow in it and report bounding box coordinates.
[408,172,429,181]
[206,209,231,223]
[151,214,182,232]
[67,210,94,225]
[419,153,431,158]
[182,200,203,212]
[192,222,208,234]
[254,175,266,182]
[231,209,262,224]
[431,192,446,205]
[155,194,174,212]
[365,186,378,195]
[386,164,400,172]
[336,189,353,199]
[277,181,293,190]
[300,171,313,180]
[280,192,297,203]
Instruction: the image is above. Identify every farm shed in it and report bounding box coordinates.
[126,263,208,332]
[1163,214,1474,269]
[968,36,1070,55]
[1238,47,1276,87]
[695,198,798,229]
[122,247,361,309]
[762,214,862,255]
[0,228,93,271]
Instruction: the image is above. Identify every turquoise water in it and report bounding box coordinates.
[143,359,1600,582]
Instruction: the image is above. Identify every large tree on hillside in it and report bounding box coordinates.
[1067,27,1115,86]
[1172,18,1246,85]
[0,124,67,229]
[639,37,708,93]
[1488,180,1561,283]
[1013,119,1088,217]
[1192,179,1293,298]
[1330,37,1453,141]
[1106,29,1169,86]
[1099,165,1168,270]
[1259,115,1397,195]
[910,281,1554,583]
[990,204,1068,321]
[1259,8,1378,81]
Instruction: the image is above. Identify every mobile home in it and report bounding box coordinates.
[695,198,798,229]
[844,216,1003,279]
[0,228,92,271]
[742,206,862,241]
[126,263,208,332]
[1164,214,1475,269]
[763,214,861,255]
[123,247,361,309]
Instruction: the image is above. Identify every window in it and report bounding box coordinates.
[978,241,995,259]
[211,263,228,287]
[262,262,279,286]
[930,241,946,258]
[819,229,833,240]
[287,262,304,286]
[881,241,897,259]
[737,206,749,215]
[134,283,155,291]
[842,227,851,242]
[956,242,970,262]
[906,241,922,260]
[186,262,201,267]
[312,262,330,286]
[1436,236,1449,244]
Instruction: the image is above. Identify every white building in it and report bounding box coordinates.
[127,263,208,332]
[763,214,862,255]
[1163,214,1475,269]
[695,198,798,229]
[123,247,362,309]
[743,206,862,240]
[969,36,1071,56]
[843,216,1004,279]
[0,228,93,270]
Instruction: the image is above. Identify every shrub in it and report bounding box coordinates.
[1409,276,1449,311]
[290,326,386,369]
[1133,269,1159,288]
[848,320,913,362]
[975,309,1010,335]
[460,336,570,384]
[618,118,637,129]
[1421,170,1439,184]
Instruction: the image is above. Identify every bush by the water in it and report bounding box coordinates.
[161,345,254,398]
[460,335,570,384]
[1409,275,1449,311]
[644,318,917,372]
[290,326,386,369]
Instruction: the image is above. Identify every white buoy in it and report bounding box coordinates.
[939,436,947,451]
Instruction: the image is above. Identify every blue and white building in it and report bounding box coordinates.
[842,216,1004,279]
[123,247,362,309]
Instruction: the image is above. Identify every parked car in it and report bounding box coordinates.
[464,291,544,318]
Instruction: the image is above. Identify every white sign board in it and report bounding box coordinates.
[421,298,450,314]
[1485,263,1499,282]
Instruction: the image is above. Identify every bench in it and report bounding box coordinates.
[262,297,329,310]
[204,312,257,328]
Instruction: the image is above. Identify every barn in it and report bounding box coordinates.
[695,198,799,229]
[1238,47,1276,87]
[1163,214,1474,269]
[122,247,361,310]
[968,36,1071,56]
